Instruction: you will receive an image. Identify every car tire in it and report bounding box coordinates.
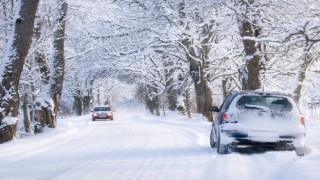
[295,147,305,156]
[217,131,229,154]
[210,127,217,148]
[217,143,228,154]
[92,119,95,121]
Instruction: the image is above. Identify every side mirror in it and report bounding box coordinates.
[209,106,220,112]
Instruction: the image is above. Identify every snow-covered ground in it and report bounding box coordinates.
[1,106,320,180]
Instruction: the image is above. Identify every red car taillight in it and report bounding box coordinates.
[223,112,228,120]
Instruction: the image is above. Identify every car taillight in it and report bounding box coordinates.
[223,112,228,120]
[300,117,305,124]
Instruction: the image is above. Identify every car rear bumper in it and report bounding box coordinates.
[92,115,113,120]
[220,129,304,146]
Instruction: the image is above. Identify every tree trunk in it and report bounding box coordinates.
[0,0,39,143]
[34,107,52,134]
[194,75,213,121]
[83,96,90,114]
[0,124,17,143]
[35,20,50,84]
[184,86,191,118]
[237,0,261,90]
[152,95,160,116]
[74,90,82,116]
[183,40,213,121]
[21,94,31,133]
[50,0,68,128]
[294,54,312,104]
[33,17,53,131]
[145,85,160,116]
[188,57,213,121]
[83,79,94,114]
[222,78,229,99]
[97,88,101,105]
[178,13,215,121]
[166,75,178,111]
[146,95,154,115]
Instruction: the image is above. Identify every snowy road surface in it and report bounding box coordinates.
[1,107,320,180]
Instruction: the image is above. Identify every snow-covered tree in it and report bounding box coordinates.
[0,0,39,143]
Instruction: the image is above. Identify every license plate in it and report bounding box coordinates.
[248,131,278,138]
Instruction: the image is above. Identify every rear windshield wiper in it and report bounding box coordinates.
[244,104,271,113]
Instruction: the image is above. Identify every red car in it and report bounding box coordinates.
[92,106,114,121]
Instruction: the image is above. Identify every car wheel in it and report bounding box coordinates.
[294,135,305,156]
[210,127,217,148]
[295,147,305,156]
[92,118,95,121]
[217,143,228,154]
[217,131,229,154]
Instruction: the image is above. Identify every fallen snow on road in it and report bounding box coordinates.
[0,106,320,180]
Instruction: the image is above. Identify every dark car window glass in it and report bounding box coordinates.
[236,95,292,111]
[94,107,111,111]
[221,93,237,111]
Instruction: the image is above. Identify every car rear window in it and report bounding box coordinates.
[94,107,111,111]
[236,95,293,111]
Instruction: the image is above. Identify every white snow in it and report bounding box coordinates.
[0,106,320,180]
[1,116,17,126]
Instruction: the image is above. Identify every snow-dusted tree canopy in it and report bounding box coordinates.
[60,0,320,112]
[1,0,320,134]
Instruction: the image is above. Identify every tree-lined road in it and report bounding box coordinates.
[0,109,319,179]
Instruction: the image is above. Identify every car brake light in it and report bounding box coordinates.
[300,117,305,124]
[223,112,228,120]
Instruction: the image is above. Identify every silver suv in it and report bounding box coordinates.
[209,91,306,156]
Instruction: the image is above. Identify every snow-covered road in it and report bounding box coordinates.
[1,107,320,180]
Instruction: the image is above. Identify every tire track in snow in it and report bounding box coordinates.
[55,120,141,179]
[56,116,190,179]
[61,115,209,180]
[149,120,211,151]
[121,118,215,180]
